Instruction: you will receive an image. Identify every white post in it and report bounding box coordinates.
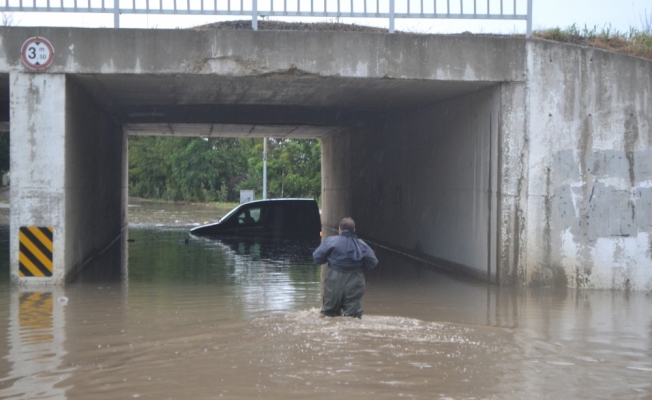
[526,0,532,38]
[262,138,267,199]
[389,0,395,33]
[252,0,258,30]
[114,0,120,28]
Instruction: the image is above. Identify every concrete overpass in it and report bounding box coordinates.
[0,27,650,290]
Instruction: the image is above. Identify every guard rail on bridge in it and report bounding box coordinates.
[0,0,532,35]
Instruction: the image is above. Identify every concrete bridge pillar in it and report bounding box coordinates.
[9,72,126,285]
[320,129,354,235]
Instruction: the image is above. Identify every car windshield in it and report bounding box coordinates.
[218,204,244,223]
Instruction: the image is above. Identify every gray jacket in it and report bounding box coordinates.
[313,230,378,273]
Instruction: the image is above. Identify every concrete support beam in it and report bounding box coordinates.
[320,129,354,235]
[10,73,125,285]
[10,73,67,284]
[0,28,526,82]
[497,82,529,285]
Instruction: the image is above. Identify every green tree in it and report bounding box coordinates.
[128,136,176,199]
[236,138,321,199]
[170,137,248,201]
[128,136,320,202]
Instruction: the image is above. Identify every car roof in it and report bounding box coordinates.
[240,198,316,206]
[212,198,318,226]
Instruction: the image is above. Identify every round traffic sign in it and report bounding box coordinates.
[21,37,55,71]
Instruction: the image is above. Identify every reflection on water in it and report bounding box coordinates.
[1,288,70,399]
[0,202,650,399]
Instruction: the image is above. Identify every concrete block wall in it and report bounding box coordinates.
[348,86,500,281]
[525,40,652,290]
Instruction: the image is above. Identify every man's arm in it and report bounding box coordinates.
[359,241,378,269]
[312,239,334,264]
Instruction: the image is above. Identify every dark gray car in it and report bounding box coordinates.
[189,198,321,240]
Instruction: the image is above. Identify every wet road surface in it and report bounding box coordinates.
[0,201,651,399]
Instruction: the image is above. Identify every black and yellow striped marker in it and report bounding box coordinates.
[19,226,53,277]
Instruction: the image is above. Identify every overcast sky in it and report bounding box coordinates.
[532,0,649,32]
[3,0,651,33]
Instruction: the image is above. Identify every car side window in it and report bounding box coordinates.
[238,207,261,225]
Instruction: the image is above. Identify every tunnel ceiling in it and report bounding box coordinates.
[75,74,494,138]
[0,73,494,137]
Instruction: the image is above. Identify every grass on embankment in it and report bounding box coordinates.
[195,20,652,60]
[533,24,652,60]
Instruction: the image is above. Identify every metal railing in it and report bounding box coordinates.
[0,0,533,36]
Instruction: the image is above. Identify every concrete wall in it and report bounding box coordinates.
[320,129,354,234]
[524,40,652,290]
[3,27,651,290]
[10,73,124,284]
[497,82,529,285]
[64,78,124,279]
[341,41,652,290]
[348,87,500,281]
[0,28,525,82]
[10,73,67,284]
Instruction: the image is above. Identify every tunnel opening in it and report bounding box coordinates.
[82,73,502,284]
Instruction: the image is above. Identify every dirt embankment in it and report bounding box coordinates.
[193,20,388,33]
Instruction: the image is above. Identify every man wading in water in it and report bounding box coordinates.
[313,217,378,318]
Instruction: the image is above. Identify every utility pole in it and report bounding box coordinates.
[262,138,267,199]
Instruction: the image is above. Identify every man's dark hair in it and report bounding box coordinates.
[339,217,355,232]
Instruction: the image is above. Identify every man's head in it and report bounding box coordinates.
[339,217,355,233]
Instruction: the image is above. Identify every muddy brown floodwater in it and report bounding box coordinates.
[0,200,651,399]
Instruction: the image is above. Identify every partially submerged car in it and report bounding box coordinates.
[189,198,321,240]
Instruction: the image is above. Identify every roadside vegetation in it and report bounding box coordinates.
[129,137,321,203]
[533,23,652,60]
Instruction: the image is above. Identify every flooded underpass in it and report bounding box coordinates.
[0,201,651,399]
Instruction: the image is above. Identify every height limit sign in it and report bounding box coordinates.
[21,37,55,71]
